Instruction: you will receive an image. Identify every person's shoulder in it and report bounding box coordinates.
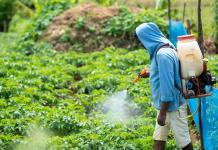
[157,47,175,57]
[156,47,176,62]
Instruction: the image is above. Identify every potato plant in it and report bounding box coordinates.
[1,45,217,149]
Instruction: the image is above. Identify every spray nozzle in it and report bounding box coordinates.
[133,67,150,83]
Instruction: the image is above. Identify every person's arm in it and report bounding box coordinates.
[156,50,175,126]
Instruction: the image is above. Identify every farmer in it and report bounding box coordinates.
[135,22,193,150]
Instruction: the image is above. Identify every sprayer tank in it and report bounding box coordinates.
[177,35,203,79]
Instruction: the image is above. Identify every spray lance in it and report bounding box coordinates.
[128,67,150,98]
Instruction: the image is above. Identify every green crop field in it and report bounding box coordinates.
[0,34,217,149]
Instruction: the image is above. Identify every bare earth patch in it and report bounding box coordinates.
[41,3,143,52]
[204,38,218,54]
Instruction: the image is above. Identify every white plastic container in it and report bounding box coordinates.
[177,35,203,79]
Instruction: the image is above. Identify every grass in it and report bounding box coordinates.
[121,0,216,39]
[0,32,17,50]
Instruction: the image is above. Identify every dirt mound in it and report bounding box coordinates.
[204,38,218,54]
[41,3,143,52]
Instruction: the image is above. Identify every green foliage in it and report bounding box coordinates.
[208,55,218,87]
[103,7,168,37]
[74,17,85,29]
[16,1,71,53]
[19,0,34,8]
[9,14,32,34]
[1,44,217,149]
[0,48,152,149]
[0,0,16,31]
[8,0,80,34]
[95,0,116,6]
[155,0,168,9]
[0,33,17,50]
[17,0,75,14]
[155,0,176,9]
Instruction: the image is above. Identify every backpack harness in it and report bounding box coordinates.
[155,43,184,95]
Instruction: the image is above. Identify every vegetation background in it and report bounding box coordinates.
[0,0,217,149]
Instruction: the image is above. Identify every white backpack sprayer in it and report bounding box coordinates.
[177,34,216,99]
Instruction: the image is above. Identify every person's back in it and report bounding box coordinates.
[135,22,193,150]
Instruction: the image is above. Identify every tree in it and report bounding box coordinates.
[198,0,204,56]
[0,0,15,32]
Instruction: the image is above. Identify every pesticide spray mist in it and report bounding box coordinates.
[16,126,51,150]
[102,90,139,123]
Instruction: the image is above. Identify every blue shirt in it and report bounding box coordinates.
[136,22,185,112]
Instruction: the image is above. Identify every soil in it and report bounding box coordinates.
[41,3,143,52]
[204,38,218,54]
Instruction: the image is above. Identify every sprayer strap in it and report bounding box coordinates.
[155,44,183,95]
[155,43,175,65]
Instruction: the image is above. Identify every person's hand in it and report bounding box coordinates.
[139,68,149,78]
[157,112,166,126]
